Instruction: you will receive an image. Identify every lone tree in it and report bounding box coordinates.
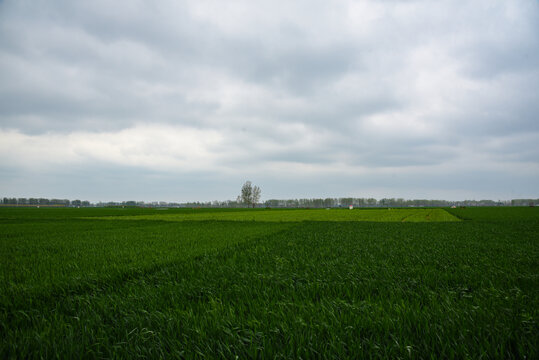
[240,181,261,208]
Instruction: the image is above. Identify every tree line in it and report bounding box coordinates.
[1,198,90,206]
[263,198,515,208]
[2,195,537,208]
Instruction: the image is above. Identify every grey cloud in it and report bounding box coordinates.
[348,143,457,168]
[1,0,538,200]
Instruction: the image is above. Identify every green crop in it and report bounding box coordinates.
[1,207,537,358]
[89,208,460,222]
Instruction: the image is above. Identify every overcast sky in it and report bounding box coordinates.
[1,0,538,202]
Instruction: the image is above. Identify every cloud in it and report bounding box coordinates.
[1,0,538,200]
[0,125,225,171]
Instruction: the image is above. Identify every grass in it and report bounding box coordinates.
[0,219,292,296]
[88,208,460,222]
[1,207,538,358]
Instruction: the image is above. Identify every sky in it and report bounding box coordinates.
[1,0,538,202]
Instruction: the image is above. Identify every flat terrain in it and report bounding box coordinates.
[91,208,459,222]
[1,207,538,358]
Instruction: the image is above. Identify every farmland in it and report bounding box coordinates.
[1,207,538,358]
[90,208,460,222]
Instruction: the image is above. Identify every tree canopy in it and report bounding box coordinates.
[239,181,261,208]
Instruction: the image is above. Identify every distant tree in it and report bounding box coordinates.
[366,198,377,206]
[313,198,323,208]
[240,181,252,207]
[252,185,261,208]
[239,181,261,208]
[324,198,334,208]
[340,198,353,207]
[265,199,280,207]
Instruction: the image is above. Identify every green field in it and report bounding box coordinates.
[1,207,538,358]
[90,208,460,222]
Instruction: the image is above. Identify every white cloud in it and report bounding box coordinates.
[0,125,224,172]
